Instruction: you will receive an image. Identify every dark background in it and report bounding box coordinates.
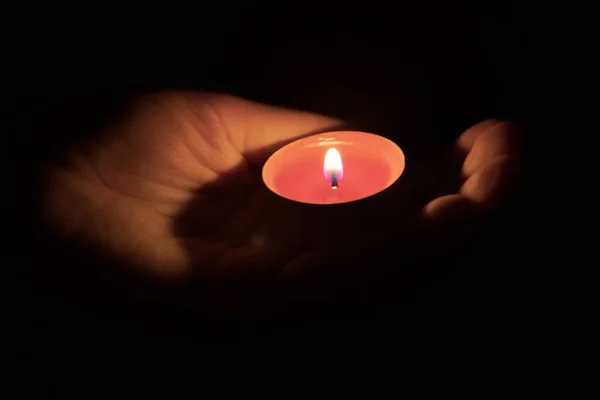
[6,0,558,385]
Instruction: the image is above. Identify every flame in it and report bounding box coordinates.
[323,147,344,184]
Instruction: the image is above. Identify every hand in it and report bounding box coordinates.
[41,91,521,301]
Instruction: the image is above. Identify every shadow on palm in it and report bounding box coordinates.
[174,120,519,316]
[171,120,469,308]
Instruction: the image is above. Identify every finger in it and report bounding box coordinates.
[461,120,521,178]
[420,121,521,224]
[208,245,295,305]
[419,193,483,250]
[207,94,343,164]
[455,119,504,156]
[177,243,295,308]
[460,155,521,205]
[280,248,371,293]
[422,193,480,223]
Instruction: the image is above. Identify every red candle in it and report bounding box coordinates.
[262,131,405,204]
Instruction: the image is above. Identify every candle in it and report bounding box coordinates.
[262,131,405,204]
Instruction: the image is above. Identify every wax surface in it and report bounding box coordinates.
[263,131,405,204]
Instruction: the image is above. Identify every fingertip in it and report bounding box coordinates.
[417,194,483,257]
[461,121,521,178]
[455,119,503,156]
[422,194,480,223]
[460,155,521,205]
[280,251,328,281]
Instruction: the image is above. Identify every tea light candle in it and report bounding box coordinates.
[262,131,405,204]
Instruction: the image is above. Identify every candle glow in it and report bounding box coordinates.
[262,131,405,205]
[323,148,344,189]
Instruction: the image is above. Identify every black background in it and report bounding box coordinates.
[6,0,559,386]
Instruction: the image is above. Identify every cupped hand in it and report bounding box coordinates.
[42,91,520,298]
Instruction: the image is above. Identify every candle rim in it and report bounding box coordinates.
[262,130,405,205]
[264,130,404,164]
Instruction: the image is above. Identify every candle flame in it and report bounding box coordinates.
[323,147,344,186]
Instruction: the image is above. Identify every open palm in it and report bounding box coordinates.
[42,91,520,298]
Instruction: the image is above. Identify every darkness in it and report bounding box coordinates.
[6,0,558,386]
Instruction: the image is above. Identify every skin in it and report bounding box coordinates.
[41,91,521,302]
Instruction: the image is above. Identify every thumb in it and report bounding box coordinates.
[205,94,343,165]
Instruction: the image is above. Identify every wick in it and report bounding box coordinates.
[331,172,338,189]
